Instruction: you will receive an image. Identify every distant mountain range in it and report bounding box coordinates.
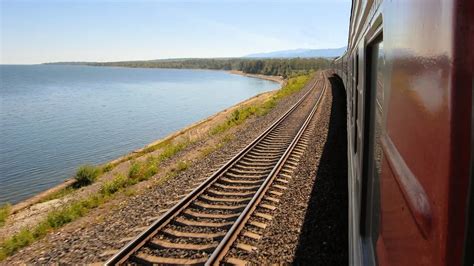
[244,47,346,58]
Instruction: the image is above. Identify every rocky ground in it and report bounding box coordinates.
[2,73,320,265]
[227,72,348,265]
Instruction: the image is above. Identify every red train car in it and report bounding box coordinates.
[334,0,473,265]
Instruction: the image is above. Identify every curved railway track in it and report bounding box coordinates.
[106,72,328,265]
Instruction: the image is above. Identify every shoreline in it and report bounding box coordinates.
[9,73,284,214]
[227,70,285,85]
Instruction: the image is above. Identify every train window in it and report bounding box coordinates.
[361,33,384,263]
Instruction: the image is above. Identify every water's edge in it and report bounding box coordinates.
[10,73,284,214]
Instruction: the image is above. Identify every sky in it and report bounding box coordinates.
[0,0,351,64]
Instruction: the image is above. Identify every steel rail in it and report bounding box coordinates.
[105,76,319,265]
[206,73,327,265]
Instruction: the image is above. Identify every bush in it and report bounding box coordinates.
[101,164,114,173]
[46,202,84,228]
[128,161,144,180]
[128,157,159,182]
[74,165,100,188]
[100,174,130,196]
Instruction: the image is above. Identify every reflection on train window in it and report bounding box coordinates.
[362,35,384,259]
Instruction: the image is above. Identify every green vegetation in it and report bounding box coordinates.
[210,74,311,135]
[74,165,101,188]
[100,174,130,196]
[0,204,11,227]
[83,58,330,78]
[0,138,194,261]
[45,195,104,229]
[210,106,262,135]
[128,157,159,182]
[199,135,233,158]
[39,139,188,205]
[114,138,191,168]
[158,141,190,161]
[157,160,191,186]
[0,194,105,260]
[68,140,189,191]
[101,163,114,173]
[0,229,35,259]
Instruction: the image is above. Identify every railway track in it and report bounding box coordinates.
[106,72,327,265]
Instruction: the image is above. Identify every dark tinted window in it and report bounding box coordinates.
[361,35,384,264]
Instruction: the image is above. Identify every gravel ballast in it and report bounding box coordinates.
[227,72,348,265]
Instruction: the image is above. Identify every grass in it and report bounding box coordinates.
[45,195,104,229]
[210,106,261,135]
[0,151,171,260]
[104,138,192,174]
[128,156,159,181]
[100,174,131,196]
[101,164,114,173]
[0,194,106,260]
[0,139,193,261]
[210,74,312,136]
[55,139,187,197]
[97,138,181,173]
[0,229,35,259]
[0,204,11,227]
[74,165,101,188]
[158,141,190,161]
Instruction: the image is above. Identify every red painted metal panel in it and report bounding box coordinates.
[379,0,472,264]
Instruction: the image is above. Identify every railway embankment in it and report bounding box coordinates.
[0,73,313,263]
[226,73,348,264]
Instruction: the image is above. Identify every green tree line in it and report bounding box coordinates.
[82,58,331,78]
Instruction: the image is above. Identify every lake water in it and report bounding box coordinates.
[0,65,279,204]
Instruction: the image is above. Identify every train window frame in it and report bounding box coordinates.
[463,78,474,266]
[353,52,359,154]
[360,26,383,266]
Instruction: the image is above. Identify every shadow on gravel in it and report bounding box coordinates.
[293,74,348,265]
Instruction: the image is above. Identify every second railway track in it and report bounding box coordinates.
[106,72,328,265]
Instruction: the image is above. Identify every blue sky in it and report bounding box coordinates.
[0,0,351,64]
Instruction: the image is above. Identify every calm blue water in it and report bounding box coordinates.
[0,65,279,204]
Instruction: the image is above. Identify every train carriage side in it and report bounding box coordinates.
[334,0,473,265]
